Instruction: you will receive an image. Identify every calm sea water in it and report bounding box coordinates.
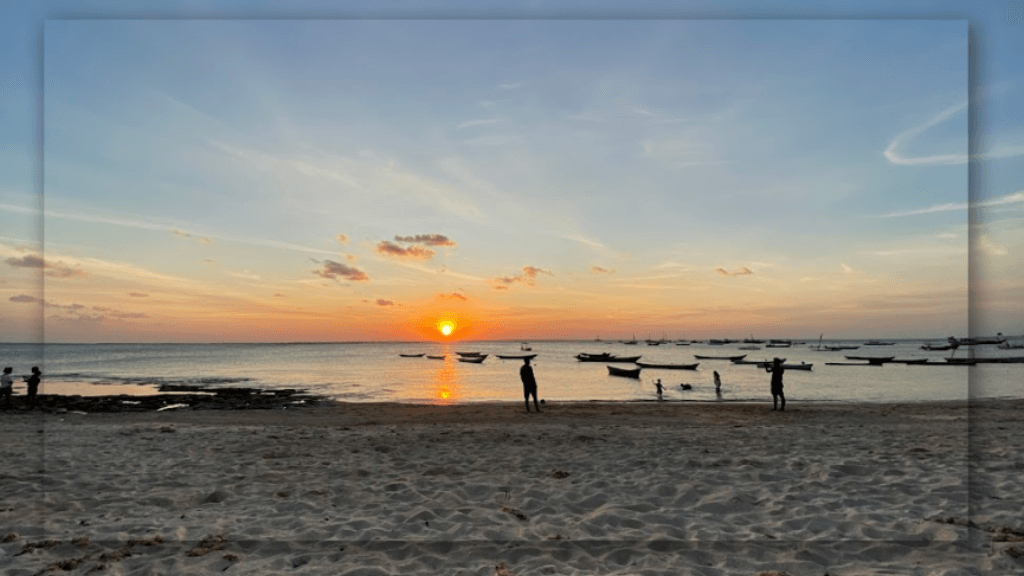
[1,340,1021,404]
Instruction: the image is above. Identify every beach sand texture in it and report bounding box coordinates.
[1,400,1022,575]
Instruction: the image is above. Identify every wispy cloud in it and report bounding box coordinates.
[590,266,614,274]
[128,292,149,297]
[438,291,468,301]
[457,118,501,129]
[884,102,967,165]
[875,189,1024,217]
[336,234,348,244]
[559,233,606,250]
[841,263,855,274]
[376,299,395,306]
[716,267,753,276]
[494,266,552,288]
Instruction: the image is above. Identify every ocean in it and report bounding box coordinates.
[0,339,1020,404]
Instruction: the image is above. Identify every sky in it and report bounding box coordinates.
[1,2,1022,343]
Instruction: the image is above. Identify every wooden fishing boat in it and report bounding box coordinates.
[457,355,487,363]
[948,334,1006,346]
[496,354,538,360]
[732,358,786,365]
[892,358,928,364]
[576,353,642,363]
[997,342,1024,350]
[456,352,483,357]
[426,355,445,360]
[634,361,699,370]
[765,342,791,348]
[825,362,884,366]
[737,345,761,350]
[694,354,746,361]
[825,345,860,351]
[921,343,954,351]
[607,365,642,378]
[399,353,425,358]
[864,340,896,346]
[844,355,894,365]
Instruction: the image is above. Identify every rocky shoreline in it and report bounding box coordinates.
[2,385,328,413]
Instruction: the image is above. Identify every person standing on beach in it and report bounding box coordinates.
[655,379,664,398]
[25,366,40,408]
[765,358,785,411]
[520,357,540,413]
[713,371,722,395]
[1,367,13,409]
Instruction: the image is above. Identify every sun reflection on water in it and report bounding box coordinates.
[432,347,460,404]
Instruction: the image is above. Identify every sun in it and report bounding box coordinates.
[438,320,456,337]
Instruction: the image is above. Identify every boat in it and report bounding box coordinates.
[997,342,1024,350]
[737,345,761,350]
[957,356,1024,364]
[765,342,791,348]
[607,365,642,378]
[426,355,445,360]
[576,353,642,363]
[399,353,424,358]
[457,355,487,363]
[744,336,765,344]
[495,354,538,360]
[825,362,884,366]
[456,352,483,357]
[844,355,895,365]
[892,358,928,364]
[634,361,700,370]
[783,362,813,370]
[825,345,860,351]
[948,334,1006,346]
[943,357,978,365]
[864,340,896,346]
[921,343,954,351]
[694,354,746,361]
[675,341,691,346]
[520,343,532,351]
[732,358,786,366]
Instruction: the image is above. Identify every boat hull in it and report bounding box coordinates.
[634,362,699,370]
[607,366,642,378]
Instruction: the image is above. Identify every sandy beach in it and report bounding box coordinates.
[1,399,1021,575]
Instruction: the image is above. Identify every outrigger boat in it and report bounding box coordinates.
[576,353,642,363]
[694,354,746,361]
[844,355,895,365]
[634,361,699,370]
[607,365,642,378]
[496,353,538,360]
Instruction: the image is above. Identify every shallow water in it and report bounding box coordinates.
[1,339,1020,403]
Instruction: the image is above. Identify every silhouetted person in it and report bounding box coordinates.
[25,366,40,407]
[765,358,785,411]
[1,367,13,409]
[713,371,722,394]
[520,358,540,413]
[655,378,663,398]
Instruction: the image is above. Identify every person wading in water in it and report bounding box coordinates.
[520,357,540,413]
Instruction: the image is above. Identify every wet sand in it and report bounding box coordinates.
[1,399,1021,575]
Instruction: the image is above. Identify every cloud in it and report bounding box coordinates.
[199,237,212,244]
[494,266,553,287]
[438,291,468,301]
[128,292,149,297]
[716,267,753,276]
[4,254,44,268]
[4,253,86,278]
[875,189,1024,218]
[394,234,457,247]
[590,266,614,274]
[457,119,501,129]
[336,234,348,244]
[274,293,286,298]
[9,294,40,303]
[315,260,369,282]
[522,266,553,280]
[841,263,855,274]
[884,102,968,165]
[493,285,509,291]
[976,233,1007,256]
[376,240,434,260]
[560,233,606,250]
[172,229,191,238]
[376,299,395,306]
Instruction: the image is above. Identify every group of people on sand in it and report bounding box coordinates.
[1,366,41,410]
[518,356,787,413]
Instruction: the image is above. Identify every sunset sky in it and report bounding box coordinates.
[1,15,1022,342]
